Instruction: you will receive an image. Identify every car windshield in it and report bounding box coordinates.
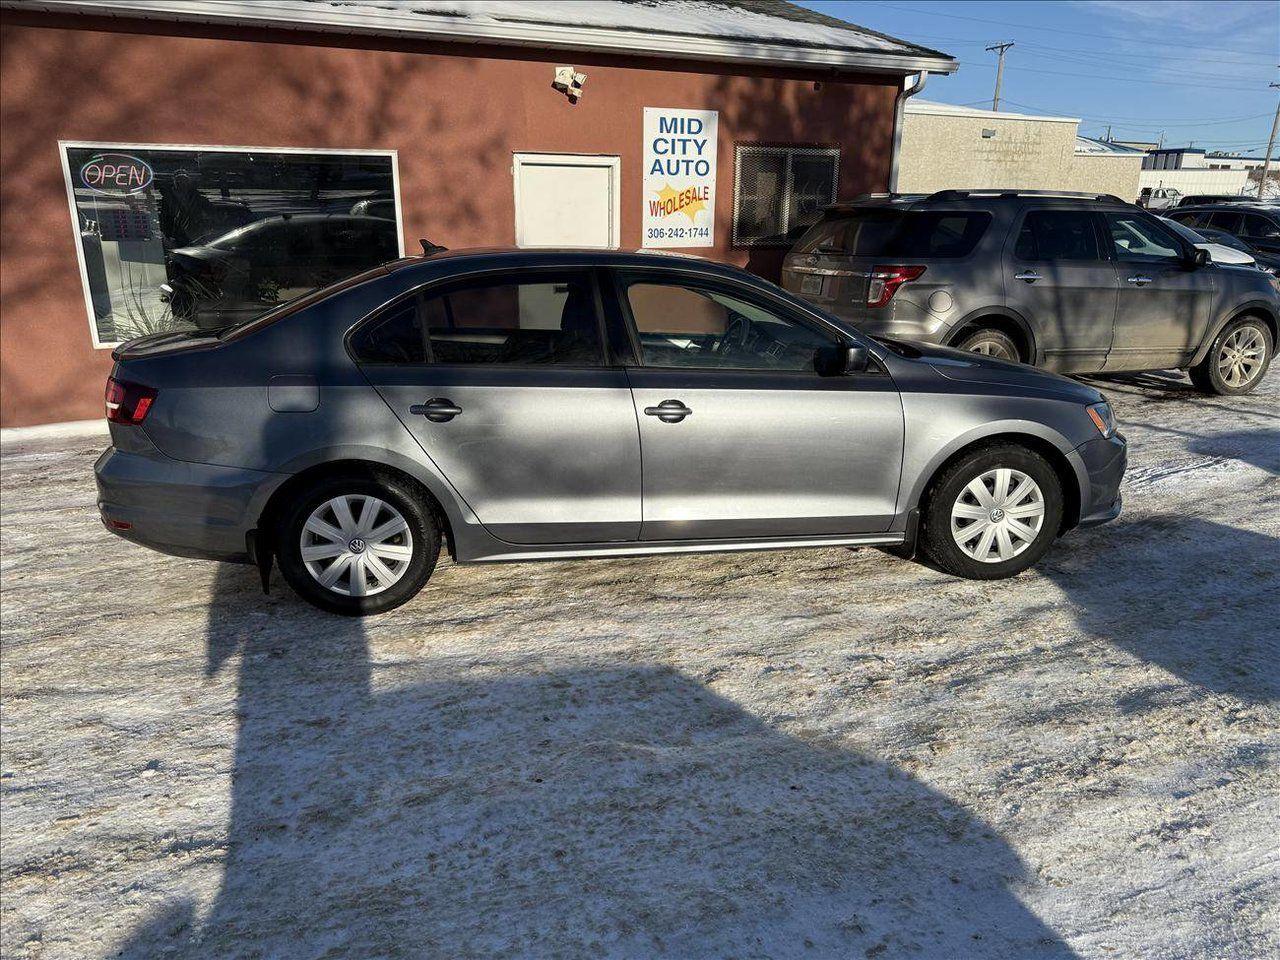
[1162,218,1210,245]
[1198,229,1253,253]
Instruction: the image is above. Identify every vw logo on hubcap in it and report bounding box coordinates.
[348,538,367,554]
[989,508,1005,522]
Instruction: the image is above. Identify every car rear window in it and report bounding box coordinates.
[795,210,990,259]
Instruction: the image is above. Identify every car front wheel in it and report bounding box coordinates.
[276,474,440,616]
[1190,316,1273,395]
[920,444,1064,580]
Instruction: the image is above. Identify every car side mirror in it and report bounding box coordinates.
[842,344,870,374]
[1188,247,1210,269]
[814,343,870,376]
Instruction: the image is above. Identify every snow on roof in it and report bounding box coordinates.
[22,0,956,74]
[1075,135,1146,157]
[904,99,1079,124]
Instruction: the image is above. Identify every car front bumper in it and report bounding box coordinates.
[1074,432,1127,528]
[95,444,285,562]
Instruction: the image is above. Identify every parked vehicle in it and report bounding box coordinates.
[781,190,1278,394]
[349,198,397,220]
[1179,226,1280,275]
[1164,203,1280,259]
[96,249,1127,615]
[1159,216,1258,267]
[1138,186,1182,210]
[1173,194,1253,208]
[161,214,399,330]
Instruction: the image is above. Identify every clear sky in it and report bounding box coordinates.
[800,0,1280,155]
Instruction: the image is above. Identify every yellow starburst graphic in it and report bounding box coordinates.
[655,182,707,222]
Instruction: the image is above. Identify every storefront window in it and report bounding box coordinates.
[732,145,839,247]
[60,144,401,345]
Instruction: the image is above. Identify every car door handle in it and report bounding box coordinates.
[643,399,692,423]
[1127,275,1154,286]
[409,398,462,422]
[1014,271,1041,283]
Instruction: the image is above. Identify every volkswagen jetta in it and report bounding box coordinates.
[96,249,1126,615]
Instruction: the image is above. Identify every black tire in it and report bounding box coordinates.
[920,444,1064,581]
[276,473,440,616]
[1189,316,1273,396]
[954,327,1022,363]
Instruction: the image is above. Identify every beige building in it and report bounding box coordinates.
[896,100,1144,200]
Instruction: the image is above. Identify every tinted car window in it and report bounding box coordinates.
[1241,214,1280,240]
[796,211,988,258]
[1207,211,1244,233]
[1014,211,1101,261]
[1168,210,1210,229]
[621,276,833,372]
[427,274,603,366]
[349,297,425,364]
[351,273,604,366]
[1105,213,1183,262]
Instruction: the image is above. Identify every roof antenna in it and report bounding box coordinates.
[420,239,447,255]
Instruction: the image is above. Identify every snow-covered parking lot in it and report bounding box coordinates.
[2,371,1277,960]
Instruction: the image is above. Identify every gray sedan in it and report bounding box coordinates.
[96,249,1126,615]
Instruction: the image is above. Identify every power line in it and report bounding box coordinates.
[858,0,1277,55]
[899,33,1275,66]
[955,59,1268,93]
[998,100,1273,127]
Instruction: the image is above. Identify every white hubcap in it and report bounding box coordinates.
[300,495,413,597]
[951,468,1045,563]
[1217,325,1266,388]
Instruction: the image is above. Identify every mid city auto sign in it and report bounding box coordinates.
[642,107,717,248]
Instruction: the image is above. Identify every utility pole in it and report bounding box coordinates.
[986,42,1014,111]
[1260,82,1280,199]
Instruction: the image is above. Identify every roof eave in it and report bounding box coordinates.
[6,0,958,76]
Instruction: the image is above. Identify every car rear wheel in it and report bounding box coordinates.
[920,444,1064,580]
[277,474,440,616]
[954,328,1021,362]
[1190,316,1273,395]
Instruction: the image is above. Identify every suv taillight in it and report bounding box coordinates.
[105,377,156,425]
[866,265,926,308]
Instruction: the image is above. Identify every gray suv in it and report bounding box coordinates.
[96,249,1125,615]
[782,190,1278,395]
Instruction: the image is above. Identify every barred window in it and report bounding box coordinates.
[732,146,839,246]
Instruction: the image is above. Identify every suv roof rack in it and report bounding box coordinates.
[926,189,1129,204]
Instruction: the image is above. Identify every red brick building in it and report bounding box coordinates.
[0,0,953,426]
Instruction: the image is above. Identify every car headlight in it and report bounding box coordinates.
[1086,401,1117,439]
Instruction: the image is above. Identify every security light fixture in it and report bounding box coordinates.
[552,65,587,101]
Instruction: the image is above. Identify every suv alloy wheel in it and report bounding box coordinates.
[1190,316,1274,396]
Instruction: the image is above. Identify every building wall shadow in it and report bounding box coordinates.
[1042,516,1279,704]
[115,564,1075,959]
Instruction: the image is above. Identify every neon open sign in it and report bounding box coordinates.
[80,153,154,195]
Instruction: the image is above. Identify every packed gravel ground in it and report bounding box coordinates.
[2,371,1277,960]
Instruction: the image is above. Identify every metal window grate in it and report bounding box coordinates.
[732,145,840,247]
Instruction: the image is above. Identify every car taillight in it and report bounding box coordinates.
[866,265,926,308]
[105,376,157,425]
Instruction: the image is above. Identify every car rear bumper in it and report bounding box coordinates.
[1074,433,1127,528]
[94,445,285,562]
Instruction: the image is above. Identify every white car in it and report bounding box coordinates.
[1161,217,1257,267]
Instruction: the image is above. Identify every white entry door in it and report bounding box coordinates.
[513,153,620,248]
